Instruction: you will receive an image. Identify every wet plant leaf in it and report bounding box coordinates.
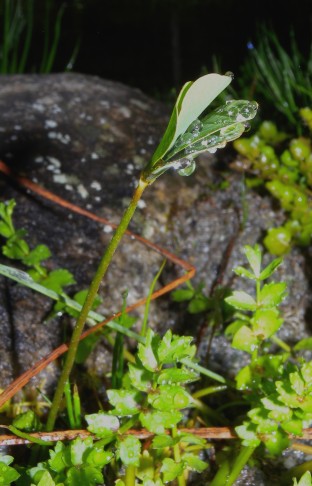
[160,458,184,482]
[117,436,141,466]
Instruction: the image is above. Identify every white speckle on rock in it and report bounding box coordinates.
[100,117,107,124]
[91,152,99,160]
[90,181,102,191]
[94,196,101,202]
[86,115,93,121]
[52,105,62,114]
[33,102,44,112]
[10,135,18,141]
[65,184,73,191]
[14,125,22,130]
[53,173,79,185]
[138,199,146,209]
[0,127,6,132]
[147,136,155,145]
[45,120,58,129]
[100,100,110,108]
[77,183,89,199]
[118,106,131,118]
[86,203,93,209]
[48,132,71,144]
[35,156,44,163]
[140,148,147,154]
[79,113,86,119]
[53,174,67,184]
[130,98,148,110]
[47,156,61,168]
[103,225,113,233]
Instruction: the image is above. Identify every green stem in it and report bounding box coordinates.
[225,446,256,485]
[210,446,256,486]
[271,335,291,353]
[46,178,148,431]
[172,427,186,486]
[124,464,136,486]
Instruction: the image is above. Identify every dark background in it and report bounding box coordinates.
[10,0,312,98]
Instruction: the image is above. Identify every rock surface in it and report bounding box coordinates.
[0,73,311,484]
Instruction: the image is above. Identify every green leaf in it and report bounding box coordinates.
[171,288,194,302]
[233,266,256,280]
[140,410,182,434]
[85,448,113,468]
[49,442,68,473]
[70,437,90,466]
[41,269,76,293]
[262,397,291,422]
[225,319,246,337]
[35,470,58,486]
[22,244,51,266]
[264,428,289,455]
[293,471,312,486]
[225,291,257,311]
[3,237,29,260]
[0,459,20,485]
[147,385,193,411]
[157,367,199,385]
[188,295,212,313]
[160,458,184,483]
[259,282,287,308]
[232,325,258,353]
[301,362,312,384]
[12,410,42,432]
[252,309,283,338]
[0,456,14,467]
[157,330,196,364]
[128,363,153,392]
[259,257,283,280]
[243,245,262,277]
[182,453,208,472]
[75,333,101,364]
[0,221,13,238]
[235,423,261,448]
[138,329,159,371]
[294,337,312,351]
[152,435,176,449]
[235,365,253,390]
[117,436,141,466]
[66,465,103,485]
[107,389,142,415]
[85,412,119,439]
[150,74,232,166]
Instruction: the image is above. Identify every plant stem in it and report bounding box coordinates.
[46,178,148,431]
[210,445,255,486]
[124,464,136,486]
[172,427,186,486]
[225,446,255,485]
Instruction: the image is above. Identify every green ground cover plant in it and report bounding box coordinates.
[0,0,79,74]
[0,72,311,485]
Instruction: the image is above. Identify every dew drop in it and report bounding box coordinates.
[178,159,196,176]
[187,119,203,134]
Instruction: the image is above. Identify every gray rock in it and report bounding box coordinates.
[0,73,311,482]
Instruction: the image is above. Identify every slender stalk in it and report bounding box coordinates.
[225,446,256,485]
[124,464,136,486]
[172,426,186,486]
[210,446,255,486]
[46,178,148,431]
[64,381,75,429]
